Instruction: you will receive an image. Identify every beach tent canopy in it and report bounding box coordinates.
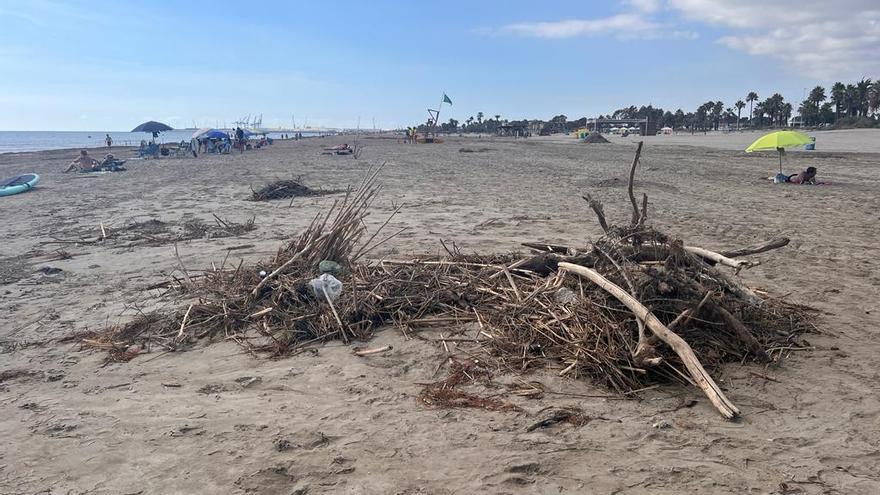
[192,128,229,140]
[192,127,212,139]
[203,129,230,139]
[745,130,813,173]
[132,121,173,133]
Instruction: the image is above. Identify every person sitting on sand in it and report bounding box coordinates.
[64,150,101,173]
[99,153,126,171]
[788,166,817,184]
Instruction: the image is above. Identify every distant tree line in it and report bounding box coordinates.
[417,77,878,134]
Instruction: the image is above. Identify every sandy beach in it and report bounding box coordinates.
[2,132,880,494]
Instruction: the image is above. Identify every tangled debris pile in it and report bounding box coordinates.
[250,178,346,201]
[80,151,814,418]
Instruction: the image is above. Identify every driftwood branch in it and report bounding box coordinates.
[638,193,648,227]
[558,262,740,419]
[582,194,610,233]
[668,291,713,331]
[720,237,790,258]
[685,246,754,270]
[708,303,769,361]
[627,141,644,225]
[521,242,570,254]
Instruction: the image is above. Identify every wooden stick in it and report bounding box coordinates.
[173,243,194,287]
[247,307,274,319]
[489,257,529,280]
[709,303,769,360]
[521,242,571,254]
[176,304,194,341]
[353,345,393,356]
[322,286,348,343]
[748,370,781,383]
[627,141,644,226]
[720,237,790,258]
[251,233,329,297]
[638,193,648,226]
[502,267,523,302]
[685,246,753,270]
[558,262,740,419]
[581,194,609,233]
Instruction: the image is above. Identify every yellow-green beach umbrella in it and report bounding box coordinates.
[745,130,813,173]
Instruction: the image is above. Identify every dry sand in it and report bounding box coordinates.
[2,132,879,494]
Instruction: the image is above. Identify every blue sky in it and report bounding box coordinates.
[0,0,877,130]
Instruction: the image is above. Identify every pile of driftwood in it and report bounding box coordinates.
[583,132,610,144]
[81,153,812,418]
[250,179,345,202]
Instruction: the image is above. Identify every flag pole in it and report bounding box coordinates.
[436,93,445,128]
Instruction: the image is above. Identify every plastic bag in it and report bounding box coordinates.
[309,273,342,302]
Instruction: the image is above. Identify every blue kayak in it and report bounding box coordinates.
[0,173,40,197]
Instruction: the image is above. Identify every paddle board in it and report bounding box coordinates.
[0,173,40,197]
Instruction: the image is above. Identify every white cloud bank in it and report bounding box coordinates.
[669,0,880,79]
[500,0,879,79]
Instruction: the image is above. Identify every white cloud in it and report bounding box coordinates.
[668,0,880,79]
[499,1,695,41]
[623,0,663,13]
[503,14,661,39]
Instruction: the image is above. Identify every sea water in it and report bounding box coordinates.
[0,130,325,153]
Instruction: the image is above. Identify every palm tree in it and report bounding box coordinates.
[830,82,846,121]
[845,84,858,117]
[711,101,724,130]
[476,112,484,124]
[734,100,745,130]
[869,81,880,116]
[724,108,735,128]
[746,92,758,127]
[855,79,872,117]
[781,102,793,127]
[808,86,826,125]
[494,114,501,122]
[752,101,765,127]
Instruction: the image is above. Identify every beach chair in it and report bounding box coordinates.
[137,143,160,158]
[173,141,192,157]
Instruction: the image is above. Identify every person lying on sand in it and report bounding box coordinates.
[788,166,817,185]
[324,144,351,151]
[64,150,101,173]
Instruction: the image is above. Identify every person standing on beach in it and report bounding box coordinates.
[235,127,245,153]
[105,134,112,148]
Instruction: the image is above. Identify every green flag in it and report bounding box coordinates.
[442,93,453,105]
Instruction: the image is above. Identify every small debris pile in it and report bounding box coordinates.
[250,179,345,201]
[583,132,610,144]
